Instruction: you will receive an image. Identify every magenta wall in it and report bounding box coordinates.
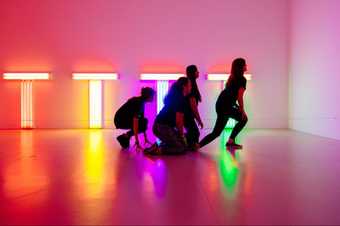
[289,0,340,140]
[0,0,289,129]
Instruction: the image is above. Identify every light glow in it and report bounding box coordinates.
[3,72,50,129]
[141,73,184,113]
[140,73,184,81]
[207,74,252,81]
[3,73,50,80]
[72,72,118,128]
[72,73,118,80]
[89,80,103,128]
[21,81,33,128]
[156,81,169,113]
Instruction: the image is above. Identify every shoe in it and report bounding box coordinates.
[117,134,130,149]
[226,142,243,149]
[144,143,162,155]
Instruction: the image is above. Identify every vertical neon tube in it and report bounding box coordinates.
[157,81,169,113]
[89,80,102,128]
[21,81,33,128]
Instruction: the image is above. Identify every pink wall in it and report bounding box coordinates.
[0,0,289,129]
[289,0,340,139]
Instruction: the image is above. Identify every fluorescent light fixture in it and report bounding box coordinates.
[89,80,102,128]
[21,81,33,128]
[140,73,184,113]
[207,74,252,81]
[72,73,118,80]
[3,72,50,129]
[156,81,169,113]
[72,72,118,128]
[140,73,184,81]
[3,73,50,80]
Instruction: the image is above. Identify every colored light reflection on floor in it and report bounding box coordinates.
[135,154,168,198]
[83,130,106,198]
[4,131,48,203]
[217,130,240,198]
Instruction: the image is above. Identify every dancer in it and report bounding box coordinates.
[114,87,155,149]
[199,58,248,149]
[185,65,203,150]
[144,77,192,155]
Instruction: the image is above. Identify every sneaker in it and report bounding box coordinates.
[226,142,243,149]
[144,143,162,155]
[117,134,130,149]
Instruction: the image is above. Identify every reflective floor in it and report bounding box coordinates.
[0,129,340,225]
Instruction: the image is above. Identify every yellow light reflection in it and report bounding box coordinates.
[83,130,106,199]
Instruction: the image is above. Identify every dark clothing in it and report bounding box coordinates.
[115,118,148,137]
[199,105,248,148]
[155,94,185,127]
[200,76,248,148]
[114,97,145,127]
[114,97,147,137]
[185,117,200,145]
[216,76,247,113]
[153,122,188,155]
[184,94,200,145]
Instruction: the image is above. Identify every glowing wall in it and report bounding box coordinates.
[289,0,340,140]
[0,0,289,129]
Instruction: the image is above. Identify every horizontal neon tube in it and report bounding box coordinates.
[207,74,252,81]
[72,73,118,80]
[140,73,184,81]
[3,73,50,80]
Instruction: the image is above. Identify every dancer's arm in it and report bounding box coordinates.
[133,117,141,147]
[176,112,185,136]
[237,88,247,120]
[189,97,204,129]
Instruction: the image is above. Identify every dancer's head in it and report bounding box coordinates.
[141,87,155,102]
[231,58,247,78]
[164,77,192,105]
[186,65,201,102]
[186,65,199,79]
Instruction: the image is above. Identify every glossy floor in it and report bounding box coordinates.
[0,129,340,225]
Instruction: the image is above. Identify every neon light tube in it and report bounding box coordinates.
[89,80,102,128]
[72,73,118,80]
[72,73,118,128]
[156,81,169,113]
[3,73,50,80]
[140,73,184,81]
[140,73,184,113]
[207,74,252,81]
[21,81,33,128]
[3,72,50,129]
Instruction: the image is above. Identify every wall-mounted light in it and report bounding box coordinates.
[3,73,50,129]
[140,73,184,113]
[72,73,118,128]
